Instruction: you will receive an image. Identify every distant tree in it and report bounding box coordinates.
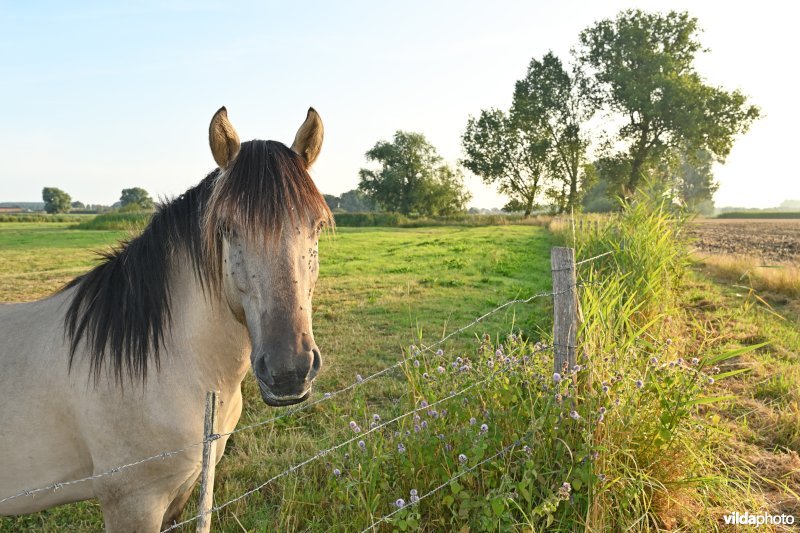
[42,187,72,214]
[659,147,719,213]
[71,200,85,210]
[339,189,376,212]
[575,9,760,197]
[461,109,549,216]
[323,194,341,211]
[119,187,155,211]
[358,131,471,215]
[512,52,590,211]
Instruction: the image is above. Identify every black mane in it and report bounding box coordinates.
[63,141,332,384]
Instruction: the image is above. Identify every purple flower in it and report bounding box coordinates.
[602,385,609,394]
[349,421,358,430]
[649,357,658,365]
[410,489,419,503]
[569,410,580,420]
[437,366,445,374]
[480,423,489,434]
[691,357,700,365]
[557,481,571,500]
[553,372,562,383]
[456,357,463,364]
[460,365,470,372]
[422,372,429,379]
[410,488,418,497]
[395,498,405,508]
[421,420,428,429]
[420,400,428,408]
[356,374,363,384]
[495,349,503,357]
[469,417,477,426]
[413,359,420,368]
[397,443,406,453]
[428,409,438,418]
[333,468,341,476]
[373,414,381,422]
[597,473,606,482]
[458,454,467,464]
[599,406,606,414]
[436,349,444,356]
[635,380,644,389]
[555,393,563,403]
[358,440,366,450]
[523,445,531,454]
[324,392,332,399]
[707,377,714,385]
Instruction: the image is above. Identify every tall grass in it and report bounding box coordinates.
[0,213,92,223]
[699,254,800,298]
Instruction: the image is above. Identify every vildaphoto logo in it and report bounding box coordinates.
[723,511,795,527]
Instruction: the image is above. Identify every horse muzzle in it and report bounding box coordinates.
[256,377,312,406]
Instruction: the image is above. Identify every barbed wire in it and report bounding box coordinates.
[360,435,528,532]
[163,345,552,532]
[0,253,609,510]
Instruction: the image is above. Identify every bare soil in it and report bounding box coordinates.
[688,219,800,264]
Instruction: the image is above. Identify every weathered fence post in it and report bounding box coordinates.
[197,390,219,533]
[551,247,579,375]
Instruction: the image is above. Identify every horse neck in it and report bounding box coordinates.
[167,257,251,387]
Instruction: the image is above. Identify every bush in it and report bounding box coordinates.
[333,212,547,228]
[75,212,152,231]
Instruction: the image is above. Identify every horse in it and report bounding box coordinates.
[0,106,333,531]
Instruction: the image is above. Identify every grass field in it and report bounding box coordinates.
[1,213,798,531]
[0,223,556,531]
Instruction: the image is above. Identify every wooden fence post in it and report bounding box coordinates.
[551,247,579,375]
[197,391,219,533]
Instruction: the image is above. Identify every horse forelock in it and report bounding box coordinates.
[63,139,333,385]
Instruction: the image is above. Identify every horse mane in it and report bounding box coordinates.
[62,140,333,385]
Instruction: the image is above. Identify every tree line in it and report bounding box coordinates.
[357,9,759,216]
[42,186,155,214]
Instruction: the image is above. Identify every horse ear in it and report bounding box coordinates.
[209,107,241,169]
[291,107,324,167]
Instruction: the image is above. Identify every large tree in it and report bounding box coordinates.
[358,131,471,216]
[119,187,155,211]
[42,187,72,214]
[461,109,549,216]
[512,52,590,211]
[575,9,760,197]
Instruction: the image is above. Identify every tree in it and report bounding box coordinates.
[323,194,340,211]
[658,146,718,213]
[71,200,85,210]
[42,187,72,214]
[575,10,760,197]
[119,187,155,211]
[512,52,590,211]
[461,109,549,216]
[339,189,376,212]
[358,131,471,215]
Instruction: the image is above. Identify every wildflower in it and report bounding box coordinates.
[665,338,673,346]
[707,377,715,385]
[397,443,406,453]
[445,443,452,451]
[597,473,606,482]
[460,365,470,372]
[373,414,381,422]
[344,453,350,460]
[691,357,700,365]
[413,359,420,368]
[451,361,458,369]
[410,488,418,497]
[458,454,467,464]
[635,379,644,389]
[523,445,531,454]
[456,357,463,364]
[553,372,562,384]
[356,374,363,384]
[602,385,609,394]
[495,349,503,357]
[428,409,438,418]
[349,421,358,430]
[440,409,447,418]
[677,357,684,365]
[324,392,332,399]
[358,440,366,450]
[572,364,581,373]
[569,410,580,420]
[480,423,489,434]
[712,366,720,374]
[598,413,604,423]
[421,420,428,429]
[436,349,444,356]
[414,424,421,433]
[437,366,445,374]
[557,482,571,500]
[469,417,477,426]
[395,498,405,508]
[599,406,606,414]
[554,393,563,403]
[487,359,494,368]
[410,489,419,503]
[422,372,429,379]
[333,468,341,477]
[437,433,445,440]
[592,451,599,460]
[420,400,428,408]
[649,357,658,365]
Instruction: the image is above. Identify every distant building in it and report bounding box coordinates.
[0,206,23,213]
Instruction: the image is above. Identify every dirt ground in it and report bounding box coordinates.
[687,218,800,264]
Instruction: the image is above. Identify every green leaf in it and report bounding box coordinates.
[705,342,769,365]
[491,497,505,516]
[686,395,736,406]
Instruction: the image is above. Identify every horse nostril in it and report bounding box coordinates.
[308,348,322,381]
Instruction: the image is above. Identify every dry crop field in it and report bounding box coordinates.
[688,218,800,264]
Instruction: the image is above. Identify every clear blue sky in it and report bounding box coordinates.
[0,1,796,208]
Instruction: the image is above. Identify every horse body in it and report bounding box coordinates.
[0,107,331,531]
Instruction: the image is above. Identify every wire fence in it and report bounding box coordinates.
[2,246,609,531]
[162,343,553,532]
[0,286,571,508]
